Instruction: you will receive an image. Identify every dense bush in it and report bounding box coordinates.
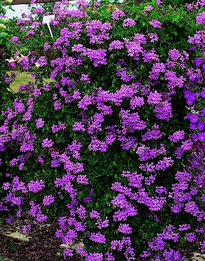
[0,0,205,260]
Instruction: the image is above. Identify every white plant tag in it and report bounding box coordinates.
[42,15,55,24]
[42,15,55,38]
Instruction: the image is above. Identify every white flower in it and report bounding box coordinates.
[35,62,41,68]
[0,23,6,29]
[5,57,16,62]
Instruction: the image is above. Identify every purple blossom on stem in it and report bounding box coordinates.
[149,19,162,28]
[42,138,54,148]
[35,118,44,129]
[111,10,126,20]
[118,223,132,234]
[122,18,136,27]
[90,232,106,244]
[42,195,55,206]
[27,180,45,193]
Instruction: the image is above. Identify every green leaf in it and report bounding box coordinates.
[0,32,8,38]
[99,10,110,19]
[5,42,10,49]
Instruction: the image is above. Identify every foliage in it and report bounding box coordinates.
[0,1,17,127]
[0,0,205,260]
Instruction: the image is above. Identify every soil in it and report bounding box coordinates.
[0,214,81,261]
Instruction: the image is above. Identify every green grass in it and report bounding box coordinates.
[7,71,54,93]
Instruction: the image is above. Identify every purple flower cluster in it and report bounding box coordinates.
[1,1,205,261]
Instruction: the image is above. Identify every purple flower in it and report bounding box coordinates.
[22,224,31,234]
[44,42,51,51]
[105,252,115,261]
[76,175,89,185]
[149,19,162,28]
[7,61,16,69]
[147,33,159,42]
[195,57,203,66]
[178,224,191,231]
[36,56,47,66]
[27,180,45,193]
[122,18,136,27]
[35,213,47,222]
[189,114,199,123]
[145,5,154,11]
[2,182,10,190]
[5,215,14,224]
[192,132,197,142]
[85,253,103,261]
[35,118,44,129]
[197,121,204,131]
[42,195,55,206]
[10,36,18,42]
[90,210,100,219]
[200,241,205,253]
[200,107,205,118]
[33,6,44,14]
[147,90,162,105]
[174,147,184,159]
[168,48,181,61]
[111,10,125,20]
[42,138,54,148]
[63,248,73,258]
[76,205,86,219]
[26,30,35,36]
[201,194,205,202]
[196,12,205,25]
[197,132,205,141]
[190,122,197,130]
[96,218,109,229]
[181,139,193,151]
[80,74,91,83]
[90,232,106,244]
[201,89,205,98]
[54,101,61,110]
[51,159,61,167]
[154,101,173,121]
[37,155,44,165]
[118,223,132,234]
[184,232,196,242]
[108,40,124,51]
[168,130,185,142]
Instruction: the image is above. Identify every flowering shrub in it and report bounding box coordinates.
[0,0,205,260]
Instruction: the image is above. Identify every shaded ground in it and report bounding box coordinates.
[0,215,81,261]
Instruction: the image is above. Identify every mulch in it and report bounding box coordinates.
[0,215,81,261]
